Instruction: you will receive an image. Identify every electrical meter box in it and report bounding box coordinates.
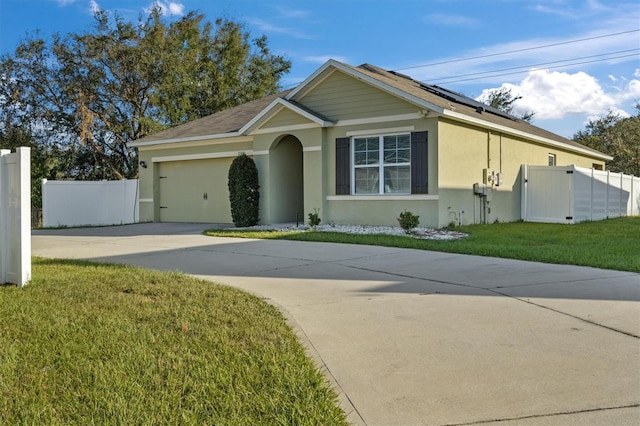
[473,182,487,195]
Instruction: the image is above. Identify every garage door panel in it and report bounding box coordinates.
[159,159,232,223]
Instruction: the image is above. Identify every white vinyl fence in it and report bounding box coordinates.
[42,179,139,228]
[522,165,640,224]
[0,147,31,286]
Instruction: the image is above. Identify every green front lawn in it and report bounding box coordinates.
[0,259,347,425]
[206,217,640,272]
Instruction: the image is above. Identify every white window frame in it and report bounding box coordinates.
[548,153,556,166]
[351,133,411,195]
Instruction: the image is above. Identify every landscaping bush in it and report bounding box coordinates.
[308,208,321,227]
[228,153,260,227]
[397,210,420,233]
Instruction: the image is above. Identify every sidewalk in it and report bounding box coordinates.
[32,223,640,425]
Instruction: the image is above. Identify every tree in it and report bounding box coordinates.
[0,8,290,180]
[573,105,640,176]
[0,122,73,209]
[228,154,260,227]
[482,87,535,122]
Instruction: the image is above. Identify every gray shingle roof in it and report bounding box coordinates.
[132,91,291,144]
[130,61,607,160]
[349,63,607,158]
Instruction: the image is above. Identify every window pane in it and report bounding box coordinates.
[366,137,378,150]
[384,166,411,193]
[397,134,410,148]
[355,167,380,194]
[384,150,397,163]
[354,138,367,152]
[383,134,411,164]
[354,137,379,165]
[383,135,397,150]
[397,148,410,163]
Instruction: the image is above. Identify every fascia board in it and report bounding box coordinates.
[240,98,334,135]
[280,99,335,126]
[128,131,242,148]
[238,98,284,135]
[442,109,614,161]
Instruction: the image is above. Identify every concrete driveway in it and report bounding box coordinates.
[32,223,640,425]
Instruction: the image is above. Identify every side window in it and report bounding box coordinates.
[548,153,556,166]
[335,131,427,195]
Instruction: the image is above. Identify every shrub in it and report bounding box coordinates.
[228,153,260,227]
[308,208,321,227]
[397,210,420,234]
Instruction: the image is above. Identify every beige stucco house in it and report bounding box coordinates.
[129,60,611,227]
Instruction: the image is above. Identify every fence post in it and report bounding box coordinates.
[521,164,528,221]
[619,172,624,217]
[0,149,9,284]
[0,147,31,286]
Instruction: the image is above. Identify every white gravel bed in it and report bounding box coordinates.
[236,223,468,241]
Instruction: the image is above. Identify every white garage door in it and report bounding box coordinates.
[158,158,233,223]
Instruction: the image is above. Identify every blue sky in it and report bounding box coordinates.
[1,0,639,137]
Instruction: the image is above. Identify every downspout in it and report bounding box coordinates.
[487,131,492,170]
[499,133,503,174]
[485,132,491,224]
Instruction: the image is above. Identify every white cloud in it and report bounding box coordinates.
[166,2,184,16]
[626,80,640,99]
[635,69,640,78]
[477,69,640,120]
[56,0,76,6]
[530,0,613,19]
[274,7,310,19]
[244,17,316,39]
[608,74,617,82]
[89,0,100,14]
[145,1,184,17]
[424,13,478,27]
[245,18,289,34]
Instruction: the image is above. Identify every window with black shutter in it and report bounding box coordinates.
[411,131,428,194]
[335,137,350,195]
[335,131,428,195]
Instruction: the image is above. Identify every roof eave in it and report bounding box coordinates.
[239,98,335,135]
[128,131,242,148]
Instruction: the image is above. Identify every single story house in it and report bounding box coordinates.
[129,60,611,227]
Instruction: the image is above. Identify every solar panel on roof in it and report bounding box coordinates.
[423,84,518,121]
[364,63,520,122]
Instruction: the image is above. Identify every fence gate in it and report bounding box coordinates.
[0,147,31,286]
[522,164,640,224]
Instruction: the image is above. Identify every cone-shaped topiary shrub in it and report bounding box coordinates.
[228,153,260,227]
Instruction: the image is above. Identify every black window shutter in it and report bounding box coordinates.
[335,137,351,195]
[411,131,428,194]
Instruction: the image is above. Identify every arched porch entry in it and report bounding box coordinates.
[269,135,304,224]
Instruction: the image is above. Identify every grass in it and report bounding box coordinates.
[0,258,347,425]
[206,217,640,273]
